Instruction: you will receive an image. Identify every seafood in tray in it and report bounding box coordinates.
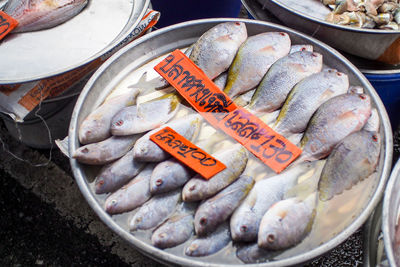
[71,21,385,264]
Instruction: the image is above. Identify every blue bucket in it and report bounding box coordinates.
[364,73,400,130]
[151,0,243,28]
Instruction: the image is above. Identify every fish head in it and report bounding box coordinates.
[104,197,120,215]
[94,175,110,194]
[110,107,136,135]
[185,240,204,257]
[150,175,166,194]
[182,179,202,202]
[257,213,284,250]
[129,214,144,231]
[151,229,175,249]
[290,51,323,73]
[78,117,104,144]
[230,210,259,242]
[223,22,248,43]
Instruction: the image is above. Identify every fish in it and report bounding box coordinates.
[224,32,291,98]
[185,223,231,257]
[298,93,371,162]
[230,163,313,242]
[273,69,349,136]
[103,165,154,215]
[133,114,202,162]
[363,108,380,132]
[72,134,140,165]
[258,194,316,250]
[4,0,88,33]
[151,202,197,249]
[318,130,381,201]
[78,89,140,144]
[150,158,194,195]
[236,243,280,264]
[213,72,228,90]
[290,44,314,53]
[94,148,145,194]
[233,88,256,107]
[129,189,181,231]
[110,93,180,136]
[249,51,323,113]
[182,144,248,202]
[194,175,254,236]
[189,22,248,80]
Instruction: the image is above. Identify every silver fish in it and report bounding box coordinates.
[289,44,314,53]
[230,163,312,242]
[224,32,291,98]
[4,0,88,33]
[233,88,256,107]
[151,202,197,249]
[133,114,202,162]
[273,69,349,136]
[236,243,280,264]
[129,189,181,231]
[78,89,140,144]
[258,194,316,250]
[249,51,323,113]
[72,135,140,165]
[298,93,371,162]
[150,158,193,195]
[194,175,254,236]
[185,223,231,257]
[182,144,248,202]
[189,22,248,80]
[103,165,154,215]
[213,72,228,90]
[94,148,145,194]
[110,94,180,136]
[318,130,381,201]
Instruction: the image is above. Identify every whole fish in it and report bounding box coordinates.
[230,163,313,242]
[150,158,193,195]
[110,94,180,136]
[318,130,381,201]
[236,243,280,264]
[4,0,88,33]
[103,165,154,215]
[258,194,316,250]
[224,32,291,98]
[79,89,140,144]
[249,51,323,113]
[133,114,202,162]
[185,223,231,257]
[151,202,197,249]
[94,148,145,194]
[182,144,248,202]
[129,189,181,231]
[189,22,248,80]
[273,69,349,135]
[298,93,371,162]
[72,135,140,165]
[194,175,254,236]
[289,44,314,53]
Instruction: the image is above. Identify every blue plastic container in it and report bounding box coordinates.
[151,0,243,28]
[365,73,400,130]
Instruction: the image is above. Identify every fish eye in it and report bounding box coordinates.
[200,218,207,226]
[359,94,367,100]
[156,179,163,186]
[97,179,104,186]
[235,22,241,26]
[301,47,306,51]
[279,32,286,36]
[267,234,275,243]
[189,185,196,191]
[240,225,248,232]
[81,148,89,154]
[115,120,124,126]
[372,135,378,142]
[336,72,342,76]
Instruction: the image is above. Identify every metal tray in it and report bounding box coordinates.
[69,18,393,266]
[0,0,149,84]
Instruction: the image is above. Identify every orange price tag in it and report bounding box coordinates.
[0,10,18,41]
[154,49,302,173]
[150,127,226,179]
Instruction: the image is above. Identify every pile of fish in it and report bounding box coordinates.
[321,0,400,29]
[73,22,382,263]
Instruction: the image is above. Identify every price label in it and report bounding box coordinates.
[154,49,302,173]
[0,10,18,41]
[150,127,226,179]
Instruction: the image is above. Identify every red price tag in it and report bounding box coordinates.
[154,49,302,173]
[0,10,18,41]
[150,127,226,179]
